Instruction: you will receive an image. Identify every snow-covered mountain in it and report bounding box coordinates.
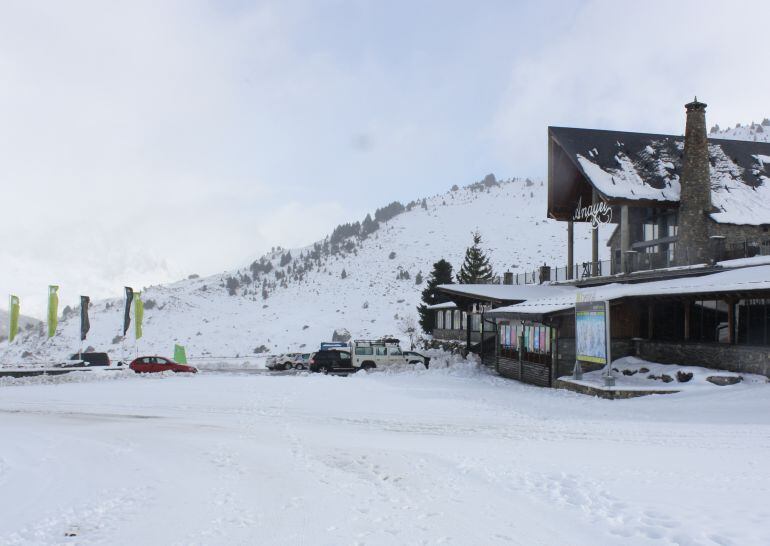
[6,111,769,366]
[1,176,605,364]
[0,310,41,343]
[710,120,770,142]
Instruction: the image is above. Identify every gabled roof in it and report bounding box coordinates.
[549,126,770,225]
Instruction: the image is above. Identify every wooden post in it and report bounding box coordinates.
[727,299,735,344]
[620,205,630,272]
[592,190,600,276]
[684,301,691,341]
[550,326,559,387]
[567,220,575,280]
[518,333,524,381]
[648,303,654,339]
[466,308,472,354]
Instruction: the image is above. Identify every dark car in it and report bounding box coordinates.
[129,356,198,374]
[308,350,354,374]
[403,351,431,368]
[58,352,111,368]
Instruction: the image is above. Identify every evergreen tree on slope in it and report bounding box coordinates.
[456,231,495,284]
[417,259,454,334]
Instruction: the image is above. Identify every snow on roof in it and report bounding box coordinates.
[425,301,457,310]
[488,265,770,318]
[550,127,770,225]
[437,283,575,302]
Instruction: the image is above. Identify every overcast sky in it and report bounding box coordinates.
[2,0,770,317]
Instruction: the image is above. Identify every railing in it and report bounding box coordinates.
[722,239,770,261]
[502,238,770,286]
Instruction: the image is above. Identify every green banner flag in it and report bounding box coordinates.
[47,285,59,338]
[134,292,144,340]
[9,295,19,343]
[174,344,187,364]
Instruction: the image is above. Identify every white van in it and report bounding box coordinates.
[350,339,429,370]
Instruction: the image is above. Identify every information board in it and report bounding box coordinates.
[575,299,610,365]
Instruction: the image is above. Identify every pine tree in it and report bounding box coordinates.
[456,231,494,284]
[361,213,378,237]
[417,259,454,334]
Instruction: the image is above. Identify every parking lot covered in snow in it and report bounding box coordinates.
[1,363,769,545]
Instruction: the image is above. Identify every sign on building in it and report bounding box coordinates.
[575,294,611,366]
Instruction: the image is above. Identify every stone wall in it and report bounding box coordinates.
[432,329,481,343]
[709,222,770,248]
[636,340,770,377]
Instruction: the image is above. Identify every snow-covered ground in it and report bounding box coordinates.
[1,363,769,545]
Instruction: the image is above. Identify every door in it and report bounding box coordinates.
[388,345,403,365]
[155,357,175,372]
[133,357,156,372]
[337,351,352,370]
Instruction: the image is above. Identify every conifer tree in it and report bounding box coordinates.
[456,231,494,284]
[417,259,454,334]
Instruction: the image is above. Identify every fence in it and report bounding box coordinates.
[504,238,770,286]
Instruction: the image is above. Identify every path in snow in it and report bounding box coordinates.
[0,367,768,545]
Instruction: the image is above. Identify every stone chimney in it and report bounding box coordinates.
[675,97,712,265]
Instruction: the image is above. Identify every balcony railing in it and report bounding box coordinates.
[503,238,770,286]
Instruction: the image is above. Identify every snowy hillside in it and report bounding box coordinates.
[1,177,605,364]
[0,309,41,342]
[710,120,770,142]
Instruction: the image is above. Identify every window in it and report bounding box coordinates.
[471,313,481,332]
[461,311,467,330]
[648,301,684,341]
[643,222,659,242]
[355,346,373,356]
[690,300,729,343]
[436,311,444,329]
[340,352,350,361]
[390,347,402,355]
[453,310,462,330]
[736,298,770,346]
[375,346,387,356]
[497,321,551,357]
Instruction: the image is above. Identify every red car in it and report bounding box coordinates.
[129,356,198,374]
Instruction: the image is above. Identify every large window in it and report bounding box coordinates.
[436,310,445,329]
[471,313,481,332]
[642,211,678,243]
[736,299,770,346]
[498,321,552,358]
[650,301,685,341]
[453,310,462,330]
[690,300,729,343]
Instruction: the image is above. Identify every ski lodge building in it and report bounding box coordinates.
[434,99,770,387]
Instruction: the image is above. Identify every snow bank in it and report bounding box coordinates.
[0,368,135,388]
[573,356,768,392]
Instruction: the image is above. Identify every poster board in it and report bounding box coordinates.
[575,296,611,365]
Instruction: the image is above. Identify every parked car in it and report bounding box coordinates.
[308,350,354,374]
[403,351,431,368]
[58,352,112,368]
[350,339,429,370]
[129,356,197,374]
[291,353,312,370]
[266,353,301,371]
